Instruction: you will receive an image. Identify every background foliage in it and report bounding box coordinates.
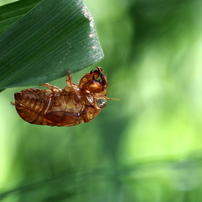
[1,0,202,201]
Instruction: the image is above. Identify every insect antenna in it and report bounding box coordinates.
[105,97,120,101]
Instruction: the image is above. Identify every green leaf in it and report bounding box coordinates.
[0,0,42,34]
[0,0,104,90]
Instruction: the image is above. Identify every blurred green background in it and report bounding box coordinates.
[1,0,202,201]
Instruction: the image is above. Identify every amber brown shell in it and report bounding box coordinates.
[13,67,110,127]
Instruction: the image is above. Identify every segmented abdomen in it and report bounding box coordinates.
[14,88,51,125]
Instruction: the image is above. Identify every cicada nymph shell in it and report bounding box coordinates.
[12,67,117,126]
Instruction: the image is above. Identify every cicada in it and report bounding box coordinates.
[12,67,116,126]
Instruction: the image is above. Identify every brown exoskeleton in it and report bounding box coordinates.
[12,67,117,126]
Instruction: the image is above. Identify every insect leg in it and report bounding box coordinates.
[39,84,62,113]
[81,105,97,123]
[65,70,81,102]
[65,70,74,86]
[39,83,61,92]
[42,94,54,114]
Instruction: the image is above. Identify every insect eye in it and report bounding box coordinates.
[97,98,107,108]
